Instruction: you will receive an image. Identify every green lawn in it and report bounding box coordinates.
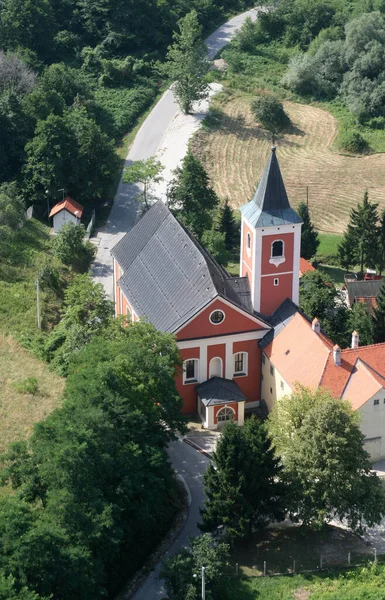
[318,265,347,287]
[316,233,343,258]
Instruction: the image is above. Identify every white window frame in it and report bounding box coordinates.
[233,352,248,377]
[216,405,235,423]
[209,356,223,379]
[183,358,199,384]
[269,239,285,267]
[209,309,225,325]
[274,278,279,286]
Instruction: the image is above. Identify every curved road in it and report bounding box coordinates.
[91,7,260,300]
[90,8,260,599]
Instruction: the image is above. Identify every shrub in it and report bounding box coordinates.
[12,377,39,395]
[251,94,290,132]
[52,223,94,269]
[337,130,369,153]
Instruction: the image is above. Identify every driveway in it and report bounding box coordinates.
[130,439,210,600]
[91,7,260,299]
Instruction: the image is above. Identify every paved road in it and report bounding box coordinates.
[131,440,210,600]
[91,7,260,299]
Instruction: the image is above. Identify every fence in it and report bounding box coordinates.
[85,210,96,240]
[233,547,379,579]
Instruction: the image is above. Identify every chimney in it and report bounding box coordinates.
[333,345,341,366]
[351,330,359,350]
[312,318,320,334]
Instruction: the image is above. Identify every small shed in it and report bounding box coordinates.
[49,197,84,233]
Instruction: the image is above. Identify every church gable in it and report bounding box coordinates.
[176,297,269,341]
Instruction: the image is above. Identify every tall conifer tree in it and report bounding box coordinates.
[297,201,319,260]
[338,191,379,274]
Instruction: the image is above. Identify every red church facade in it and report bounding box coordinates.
[111,147,302,429]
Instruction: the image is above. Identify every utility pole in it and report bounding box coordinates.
[201,566,206,600]
[36,278,41,330]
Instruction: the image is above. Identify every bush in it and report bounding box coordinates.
[94,85,157,139]
[12,377,39,395]
[52,223,94,269]
[251,94,290,132]
[337,130,369,153]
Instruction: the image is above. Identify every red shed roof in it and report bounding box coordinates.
[49,197,84,219]
[299,257,315,277]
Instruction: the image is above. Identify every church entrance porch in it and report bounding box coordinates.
[196,377,246,430]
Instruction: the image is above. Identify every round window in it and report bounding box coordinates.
[210,310,225,325]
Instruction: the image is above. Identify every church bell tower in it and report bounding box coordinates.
[239,147,302,316]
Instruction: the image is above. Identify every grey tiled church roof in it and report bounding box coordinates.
[196,377,247,406]
[240,147,302,228]
[112,201,268,333]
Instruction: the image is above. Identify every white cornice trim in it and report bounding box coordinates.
[177,330,266,350]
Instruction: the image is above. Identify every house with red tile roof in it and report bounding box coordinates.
[299,257,315,277]
[111,147,385,457]
[49,197,84,233]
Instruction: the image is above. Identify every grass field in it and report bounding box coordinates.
[0,335,64,455]
[193,92,385,233]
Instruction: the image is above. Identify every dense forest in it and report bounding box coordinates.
[0,0,254,216]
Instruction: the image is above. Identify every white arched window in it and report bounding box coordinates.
[217,406,235,423]
[183,359,199,384]
[209,357,223,378]
[269,239,285,267]
[233,352,248,377]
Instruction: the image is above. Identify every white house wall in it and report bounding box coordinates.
[261,352,292,413]
[53,209,80,233]
[358,388,385,461]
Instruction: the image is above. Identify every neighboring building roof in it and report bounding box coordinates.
[49,197,84,219]
[299,257,315,277]
[259,298,298,349]
[263,310,334,389]
[355,296,377,310]
[345,280,383,307]
[321,343,385,404]
[111,201,268,333]
[340,359,384,410]
[240,147,302,228]
[196,377,246,406]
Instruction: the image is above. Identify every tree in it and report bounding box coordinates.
[0,51,37,95]
[251,94,290,133]
[299,270,350,346]
[297,201,319,260]
[349,300,374,346]
[168,152,218,240]
[372,280,385,343]
[200,418,286,540]
[213,198,237,252]
[164,10,209,114]
[376,208,385,274]
[0,181,25,231]
[44,273,113,374]
[51,222,93,268]
[160,534,230,600]
[201,228,229,265]
[123,157,163,209]
[268,386,385,532]
[338,191,379,274]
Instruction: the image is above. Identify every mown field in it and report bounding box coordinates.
[0,335,64,455]
[193,92,385,233]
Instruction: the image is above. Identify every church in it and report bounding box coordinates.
[111,148,385,460]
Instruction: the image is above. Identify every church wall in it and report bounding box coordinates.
[241,220,254,283]
[175,346,201,414]
[261,231,294,275]
[176,298,264,341]
[260,273,293,316]
[233,339,260,403]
